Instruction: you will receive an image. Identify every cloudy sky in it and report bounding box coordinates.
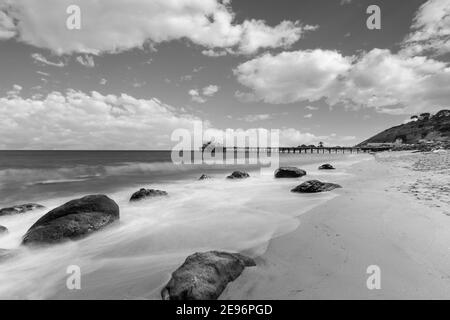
[0,0,449,149]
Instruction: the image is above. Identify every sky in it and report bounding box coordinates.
[0,0,449,149]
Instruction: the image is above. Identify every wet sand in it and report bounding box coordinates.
[223,151,450,299]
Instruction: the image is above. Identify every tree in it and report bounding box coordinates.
[318,141,324,148]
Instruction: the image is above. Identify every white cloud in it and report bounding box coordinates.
[189,85,219,103]
[76,55,95,67]
[0,89,203,149]
[305,105,319,111]
[202,49,229,57]
[99,78,107,85]
[6,84,22,97]
[401,0,450,56]
[31,53,65,67]
[36,71,50,77]
[234,49,353,104]
[202,127,356,147]
[0,88,358,149]
[238,20,317,55]
[0,8,15,39]
[2,0,315,55]
[188,89,207,104]
[239,114,272,122]
[235,48,450,114]
[304,113,312,118]
[202,85,219,97]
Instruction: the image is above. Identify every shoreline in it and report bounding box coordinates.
[222,151,450,299]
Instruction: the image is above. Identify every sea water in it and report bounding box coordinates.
[0,151,370,299]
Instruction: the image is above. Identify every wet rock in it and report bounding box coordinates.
[22,195,119,246]
[226,171,250,179]
[0,203,45,217]
[0,225,8,235]
[318,164,335,170]
[198,174,211,180]
[161,251,256,300]
[274,167,306,178]
[129,188,168,202]
[291,180,342,193]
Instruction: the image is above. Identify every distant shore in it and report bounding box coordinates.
[222,150,450,299]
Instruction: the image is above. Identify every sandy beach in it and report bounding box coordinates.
[223,151,450,299]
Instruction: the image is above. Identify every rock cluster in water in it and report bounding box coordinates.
[274,167,307,178]
[22,194,119,246]
[226,171,250,179]
[161,251,256,300]
[291,180,342,193]
[129,188,168,202]
[318,164,335,170]
[0,225,8,235]
[198,174,211,180]
[0,203,45,217]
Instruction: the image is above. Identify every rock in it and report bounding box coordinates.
[129,188,168,202]
[318,164,335,170]
[291,180,342,193]
[274,167,306,178]
[198,174,211,180]
[0,225,8,235]
[22,195,119,246]
[226,171,250,179]
[0,203,45,217]
[161,251,255,300]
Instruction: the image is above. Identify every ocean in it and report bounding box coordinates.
[0,150,370,299]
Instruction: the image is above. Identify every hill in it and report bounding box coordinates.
[358,110,450,148]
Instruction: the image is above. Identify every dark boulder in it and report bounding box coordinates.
[291,180,342,193]
[198,174,211,180]
[129,188,168,202]
[0,225,8,235]
[0,203,45,217]
[161,251,256,300]
[318,164,335,170]
[22,195,119,246]
[226,171,250,179]
[274,167,306,178]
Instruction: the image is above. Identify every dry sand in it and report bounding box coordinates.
[222,151,450,299]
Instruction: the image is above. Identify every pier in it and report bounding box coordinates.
[201,146,390,154]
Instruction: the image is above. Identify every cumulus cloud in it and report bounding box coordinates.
[31,53,65,67]
[188,89,207,104]
[0,89,202,149]
[202,49,229,57]
[1,0,315,55]
[234,48,450,114]
[239,114,272,122]
[202,85,219,97]
[189,85,219,103]
[304,113,312,118]
[401,0,450,56]
[0,88,357,149]
[201,127,356,147]
[0,8,15,39]
[234,49,353,104]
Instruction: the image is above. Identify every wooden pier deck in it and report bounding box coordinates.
[201,146,390,154]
